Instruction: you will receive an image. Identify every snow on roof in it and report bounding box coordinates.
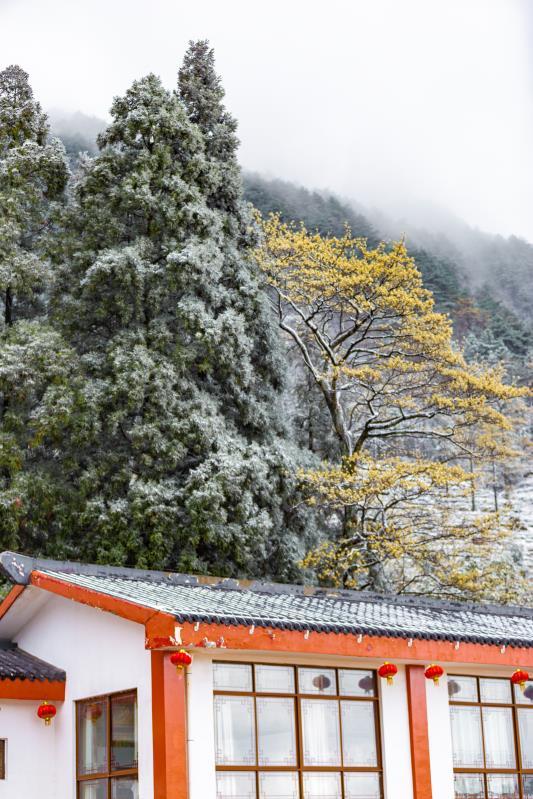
[1,551,532,648]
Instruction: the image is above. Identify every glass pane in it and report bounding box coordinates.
[480,678,512,704]
[301,699,341,766]
[338,670,375,697]
[486,774,519,798]
[111,693,137,771]
[450,706,484,767]
[523,775,533,799]
[344,772,381,798]
[214,663,253,692]
[217,772,256,799]
[302,772,341,799]
[257,697,297,766]
[79,780,107,799]
[482,706,516,768]
[341,701,378,766]
[78,699,108,775]
[256,665,295,694]
[259,772,299,799]
[214,695,256,765]
[454,774,484,799]
[448,676,478,702]
[515,680,533,705]
[518,708,533,767]
[111,777,139,799]
[298,667,336,695]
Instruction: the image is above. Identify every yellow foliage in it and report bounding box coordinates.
[255,215,529,602]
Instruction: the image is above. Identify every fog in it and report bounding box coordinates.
[2,0,532,241]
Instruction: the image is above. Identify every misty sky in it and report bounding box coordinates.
[2,0,532,241]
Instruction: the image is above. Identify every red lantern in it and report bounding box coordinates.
[37,702,56,726]
[86,703,103,723]
[511,669,529,693]
[425,664,444,685]
[170,649,193,672]
[378,662,398,685]
[312,674,332,692]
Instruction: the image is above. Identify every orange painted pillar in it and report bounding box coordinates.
[406,665,433,799]
[151,651,189,799]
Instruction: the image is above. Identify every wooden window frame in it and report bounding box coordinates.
[213,661,384,799]
[0,738,6,780]
[76,689,138,799]
[449,674,533,799]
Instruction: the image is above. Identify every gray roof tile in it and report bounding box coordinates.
[1,552,531,648]
[42,568,533,649]
[0,642,66,682]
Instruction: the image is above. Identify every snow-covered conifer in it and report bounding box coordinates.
[55,68,313,576]
[0,65,75,550]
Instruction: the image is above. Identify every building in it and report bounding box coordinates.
[0,551,531,799]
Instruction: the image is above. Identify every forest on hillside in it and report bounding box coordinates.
[1,45,531,603]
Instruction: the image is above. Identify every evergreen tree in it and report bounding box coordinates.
[0,66,68,328]
[0,65,74,552]
[54,62,313,577]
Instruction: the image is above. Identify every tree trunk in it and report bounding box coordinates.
[5,286,13,327]
[492,460,499,512]
[469,457,476,511]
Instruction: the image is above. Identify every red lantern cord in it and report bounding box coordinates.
[511,669,529,693]
[378,662,398,686]
[424,664,444,685]
[37,701,57,726]
[170,649,193,672]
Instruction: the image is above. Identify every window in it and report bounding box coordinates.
[213,663,382,799]
[449,675,533,799]
[76,691,138,799]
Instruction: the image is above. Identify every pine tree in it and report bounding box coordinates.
[0,66,68,328]
[54,64,313,577]
[0,65,74,552]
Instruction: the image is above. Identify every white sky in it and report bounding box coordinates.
[2,0,532,241]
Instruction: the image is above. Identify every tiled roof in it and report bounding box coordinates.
[1,552,532,648]
[0,642,66,682]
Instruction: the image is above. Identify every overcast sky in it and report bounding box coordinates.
[2,0,532,241]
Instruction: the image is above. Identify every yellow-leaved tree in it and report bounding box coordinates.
[255,215,528,601]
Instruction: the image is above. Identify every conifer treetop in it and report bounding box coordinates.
[0,65,48,152]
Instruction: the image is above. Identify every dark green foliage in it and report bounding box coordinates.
[243,174,380,244]
[409,248,468,316]
[474,287,531,357]
[48,52,315,578]
[0,65,75,556]
[0,65,48,152]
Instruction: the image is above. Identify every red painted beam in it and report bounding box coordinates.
[151,651,189,799]
[406,665,432,799]
[0,585,25,621]
[0,678,65,701]
[172,621,533,668]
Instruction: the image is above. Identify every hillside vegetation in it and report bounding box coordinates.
[1,46,530,602]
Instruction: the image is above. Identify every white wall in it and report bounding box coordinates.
[10,594,153,799]
[380,666,414,799]
[187,654,217,799]
[0,700,58,798]
[426,674,457,799]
